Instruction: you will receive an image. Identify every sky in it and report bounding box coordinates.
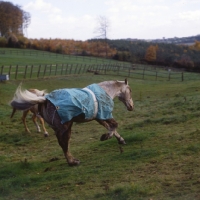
[10,0,200,41]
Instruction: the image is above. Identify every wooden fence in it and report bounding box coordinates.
[1,63,198,81]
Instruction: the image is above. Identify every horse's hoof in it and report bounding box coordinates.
[119,140,126,145]
[68,159,80,166]
[100,133,109,141]
[44,133,49,137]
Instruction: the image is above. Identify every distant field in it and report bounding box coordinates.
[1,48,200,82]
[0,48,123,66]
[0,75,200,199]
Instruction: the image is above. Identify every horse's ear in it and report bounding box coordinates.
[125,78,128,85]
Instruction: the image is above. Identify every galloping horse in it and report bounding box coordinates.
[10,89,49,137]
[10,79,134,166]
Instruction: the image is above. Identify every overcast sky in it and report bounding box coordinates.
[11,0,200,41]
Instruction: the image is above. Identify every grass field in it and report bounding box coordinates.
[0,73,200,199]
[1,48,200,82]
[0,48,122,66]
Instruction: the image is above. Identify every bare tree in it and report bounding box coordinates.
[94,16,110,58]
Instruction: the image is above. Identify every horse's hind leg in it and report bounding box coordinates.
[22,110,31,133]
[37,115,49,137]
[42,100,80,166]
[32,113,41,133]
[55,122,80,166]
[96,118,126,144]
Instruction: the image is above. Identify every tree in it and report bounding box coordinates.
[191,40,200,51]
[0,1,30,37]
[145,45,158,62]
[94,16,110,58]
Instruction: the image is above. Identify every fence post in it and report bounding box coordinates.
[143,67,145,79]
[65,64,68,75]
[43,65,47,77]
[69,64,73,74]
[55,64,58,76]
[83,64,86,73]
[9,65,12,79]
[74,64,78,74]
[49,64,52,76]
[24,65,28,79]
[15,65,18,79]
[37,65,41,78]
[1,65,4,74]
[61,64,64,75]
[78,64,82,74]
[104,64,107,74]
[128,66,130,77]
[30,65,33,78]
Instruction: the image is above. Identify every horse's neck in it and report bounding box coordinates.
[98,81,123,99]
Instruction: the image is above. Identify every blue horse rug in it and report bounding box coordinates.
[45,84,114,124]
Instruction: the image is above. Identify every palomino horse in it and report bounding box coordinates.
[10,79,134,166]
[10,89,49,137]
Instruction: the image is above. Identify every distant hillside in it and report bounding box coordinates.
[126,34,200,45]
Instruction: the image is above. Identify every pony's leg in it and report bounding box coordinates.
[32,113,41,133]
[96,118,126,144]
[22,110,31,133]
[37,115,49,137]
[55,122,80,166]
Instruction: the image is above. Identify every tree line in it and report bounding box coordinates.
[0,1,200,71]
[1,35,200,71]
[105,39,200,72]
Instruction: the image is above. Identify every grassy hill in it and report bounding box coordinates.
[0,48,123,66]
[1,48,200,82]
[0,72,200,199]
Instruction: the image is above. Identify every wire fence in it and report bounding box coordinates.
[1,63,200,81]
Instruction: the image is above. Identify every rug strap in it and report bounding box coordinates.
[83,87,98,118]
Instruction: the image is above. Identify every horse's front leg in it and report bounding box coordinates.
[96,118,126,144]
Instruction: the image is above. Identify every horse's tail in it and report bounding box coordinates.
[10,83,46,111]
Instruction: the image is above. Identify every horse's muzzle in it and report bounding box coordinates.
[126,99,134,111]
[127,106,134,111]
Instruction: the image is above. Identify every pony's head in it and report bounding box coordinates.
[118,79,134,111]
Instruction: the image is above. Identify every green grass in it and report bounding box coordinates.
[0,48,123,66]
[1,48,200,82]
[1,75,200,199]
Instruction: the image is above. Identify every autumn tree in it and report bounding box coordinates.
[190,40,200,51]
[0,1,30,37]
[145,45,158,62]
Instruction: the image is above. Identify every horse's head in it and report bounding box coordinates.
[118,79,134,111]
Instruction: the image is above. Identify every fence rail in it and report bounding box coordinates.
[1,63,200,81]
